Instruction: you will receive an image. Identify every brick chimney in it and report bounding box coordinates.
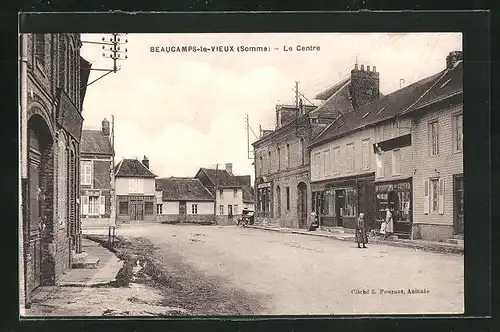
[225,163,233,175]
[349,63,380,110]
[142,155,149,169]
[446,51,463,69]
[102,118,110,136]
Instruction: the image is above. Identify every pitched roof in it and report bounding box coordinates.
[235,175,254,203]
[114,159,157,178]
[310,78,354,119]
[80,130,113,155]
[155,177,214,201]
[199,168,241,188]
[314,76,350,100]
[310,62,462,148]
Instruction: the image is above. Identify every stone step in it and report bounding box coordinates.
[72,256,100,269]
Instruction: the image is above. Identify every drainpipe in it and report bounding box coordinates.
[19,32,28,312]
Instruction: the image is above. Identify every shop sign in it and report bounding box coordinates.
[85,190,100,196]
[376,181,411,192]
[257,183,271,189]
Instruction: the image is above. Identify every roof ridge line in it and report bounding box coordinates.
[401,68,449,115]
[310,80,351,116]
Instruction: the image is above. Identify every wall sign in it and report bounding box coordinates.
[57,88,84,142]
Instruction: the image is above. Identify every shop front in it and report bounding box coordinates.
[374,178,412,238]
[311,173,375,230]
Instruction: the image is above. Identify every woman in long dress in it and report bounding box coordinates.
[385,208,394,235]
[355,213,367,248]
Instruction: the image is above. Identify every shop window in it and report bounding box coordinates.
[157,204,163,214]
[343,188,357,217]
[119,201,129,215]
[396,191,411,221]
[145,202,154,214]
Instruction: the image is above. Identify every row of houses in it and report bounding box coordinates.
[20,33,92,307]
[78,123,254,228]
[252,51,463,242]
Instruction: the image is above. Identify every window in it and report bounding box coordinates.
[35,34,45,67]
[343,188,358,217]
[429,120,439,155]
[219,205,224,215]
[318,152,323,178]
[392,119,399,137]
[268,151,271,173]
[333,147,341,174]
[157,204,163,214]
[361,139,370,170]
[376,153,384,178]
[323,150,330,176]
[119,201,129,215]
[286,187,290,210]
[392,149,401,175]
[58,137,67,226]
[80,160,92,186]
[129,178,144,193]
[286,144,291,168]
[88,196,100,215]
[276,186,281,218]
[346,143,355,171]
[452,113,463,152]
[233,188,238,197]
[277,147,281,170]
[192,204,198,214]
[431,179,439,212]
[259,156,263,175]
[299,138,304,165]
[145,202,154,214]
[234,205,239,215]
[219,189,223,199]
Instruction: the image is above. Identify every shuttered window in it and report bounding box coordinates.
[438,178,445,214]
[362,139,370,170]
[423,180,429,214]
[80,161,93,185]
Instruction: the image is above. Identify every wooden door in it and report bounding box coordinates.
[297,182,308,228]
[130,201,144,221]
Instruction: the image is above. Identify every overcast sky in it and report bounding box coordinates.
[79,33,462,182]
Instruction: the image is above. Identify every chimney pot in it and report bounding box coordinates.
[367,65,370,72]
[354,63,358,70]
[360,64,364,71]
[373,66,377,73]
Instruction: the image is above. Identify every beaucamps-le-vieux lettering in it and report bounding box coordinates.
[150,45,271,53]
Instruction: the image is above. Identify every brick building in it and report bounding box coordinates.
[19,33,92,307]
[79,118,115,228]
[155,177,215,224]
[194,163,251,225]
[252,63,380,229]
[114,157,158,223]
[309,52,463,241]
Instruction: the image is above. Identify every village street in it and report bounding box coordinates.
[84,224,464,316]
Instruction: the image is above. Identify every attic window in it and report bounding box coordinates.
[362,112,370,119]
[377,107,386,115]
[439,78,452,89]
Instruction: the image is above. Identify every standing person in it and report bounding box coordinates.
[356,213,367,249]
[385,207,394,236]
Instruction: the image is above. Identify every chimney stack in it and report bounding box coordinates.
[360,64,364,71]
[102,118,110,136]
[373,66,377,73]
[446,50,463,69]
[142,155,149,169]
[225,163,233,175]
[367,65,370,72]
[350,63,380,110]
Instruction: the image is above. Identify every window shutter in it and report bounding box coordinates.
[99,196,105,214]
[423,180,429,214]
[89,163,93,187]
[82,196,89,215]
[438,178,445,214]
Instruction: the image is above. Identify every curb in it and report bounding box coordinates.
[245,225,464,255]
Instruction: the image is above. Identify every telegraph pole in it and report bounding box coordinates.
[81,33,129,88]
[295,81,300,109]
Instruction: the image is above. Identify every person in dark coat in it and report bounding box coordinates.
[356,213,367,249]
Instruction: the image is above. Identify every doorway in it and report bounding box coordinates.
[130,201,144,221]
[26,114,54,299]
[228,205,233,220]
[335,190,345,227]
[297,182,307,228]
[453,175,464,235]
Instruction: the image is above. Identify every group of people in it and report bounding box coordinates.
[309,208,395,249]
[355,207,394,249]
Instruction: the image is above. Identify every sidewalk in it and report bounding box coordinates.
[245,225,464,255]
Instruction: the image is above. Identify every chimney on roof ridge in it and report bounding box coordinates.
[360,64,364,71]
[373,66,377,73]
[354,63,358,70]
[367,65,370,72]
[102,118,110,136]
[225,163,233,175]
[142,155,149,169]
